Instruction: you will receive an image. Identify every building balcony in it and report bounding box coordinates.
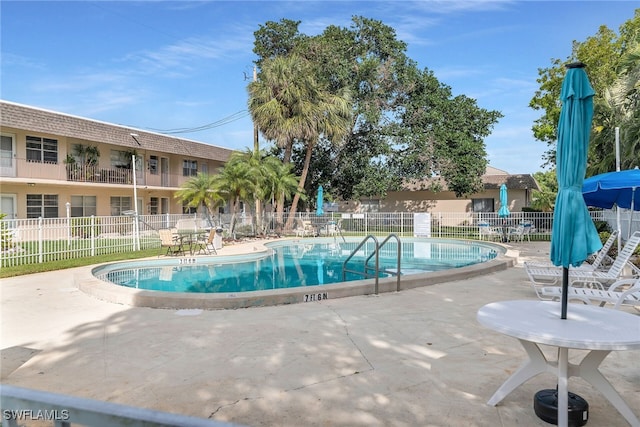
[1,158,189,189]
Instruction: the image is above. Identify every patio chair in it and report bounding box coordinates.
[159,229,183,256]
[526,231,640,291]
[507,222,533,242]
[539,277,640,310]
[294,219,315,237]
[478,222,501,241]
[192,229,217,255]
[320,221,338,237]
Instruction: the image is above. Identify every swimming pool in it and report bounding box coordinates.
[82,237,513,309]
[95,238,499,293]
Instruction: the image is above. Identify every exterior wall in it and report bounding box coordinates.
[337,188,531,218]
[0,182,183,218]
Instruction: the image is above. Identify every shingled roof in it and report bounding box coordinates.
[402,167,540,192]
[0,100,234,162]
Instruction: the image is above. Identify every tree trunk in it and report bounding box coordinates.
[275,141,293,233]
[284,142,314,230]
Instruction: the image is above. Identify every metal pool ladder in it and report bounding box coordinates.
[342,234,402,294]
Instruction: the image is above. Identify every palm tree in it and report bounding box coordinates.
[248,53,351,230]
[214,153,256,236]
[260,156,300,233]
[174,173,224,226]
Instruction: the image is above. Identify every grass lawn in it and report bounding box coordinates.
[0,248,161,279]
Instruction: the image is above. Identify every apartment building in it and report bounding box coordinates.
[0,100,234,220]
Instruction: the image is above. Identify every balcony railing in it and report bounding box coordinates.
[66,164,133,184]
[2,158,199,187]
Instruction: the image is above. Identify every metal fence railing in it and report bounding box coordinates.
[0,384,240,427]
[0,210,612,268]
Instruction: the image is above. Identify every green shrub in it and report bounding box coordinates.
[0,213,13,250]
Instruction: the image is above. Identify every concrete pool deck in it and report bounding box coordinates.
[1,240,639,426]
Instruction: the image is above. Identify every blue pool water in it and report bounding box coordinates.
[94,238,499,293]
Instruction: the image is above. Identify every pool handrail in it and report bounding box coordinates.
[371,234,402,292]
[343,234,380,293]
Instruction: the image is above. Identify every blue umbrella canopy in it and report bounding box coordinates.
[582,168,640,211]
[550,63,602,319]
[583,167,640,240]
[316,185,324,216]
[498,184,510,218]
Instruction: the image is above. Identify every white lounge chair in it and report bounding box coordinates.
[526,231,640,291]
[526,230,618,274]
[539,277,640,309]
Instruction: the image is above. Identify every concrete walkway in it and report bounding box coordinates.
[1,241,639,426]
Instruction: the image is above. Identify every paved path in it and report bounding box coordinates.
[2,241,639,426]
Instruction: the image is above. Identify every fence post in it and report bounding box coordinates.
[364,213,368,235]
[38,217,43,264]
[91,215,96,257]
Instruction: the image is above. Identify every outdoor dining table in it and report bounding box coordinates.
[176,229,209,255]
[477,300,640,427]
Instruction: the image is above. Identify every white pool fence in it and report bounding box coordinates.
[0,209,628,268]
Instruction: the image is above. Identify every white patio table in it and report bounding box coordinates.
[477,300,640,427]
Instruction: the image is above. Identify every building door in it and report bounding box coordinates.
[135,154,145,185]
[161,157,169,187]
[1,194,17,220]
[0,134,16,177]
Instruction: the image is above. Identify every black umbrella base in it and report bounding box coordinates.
[534,389,589,426]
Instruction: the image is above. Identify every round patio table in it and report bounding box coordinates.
[477,300,640,427]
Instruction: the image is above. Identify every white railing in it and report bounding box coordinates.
[0,384,241,427]
[0,211,610,268]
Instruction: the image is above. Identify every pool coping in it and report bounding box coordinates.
[76,238,519,310]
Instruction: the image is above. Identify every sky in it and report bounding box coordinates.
[1,1,637,175]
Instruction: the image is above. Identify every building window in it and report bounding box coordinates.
[149,155,158,175]
[26,136,58,164]
[161,197,169,214]
[360,199,380,213]
[182,202,196,214]
[70,195,97,217]
[1,134,14,168]
[110,150,130,168]
[27,194,58,218]
[183,160,197,177]
[472,198,495,213]
[110,196,132,216]
[149,197,159,215]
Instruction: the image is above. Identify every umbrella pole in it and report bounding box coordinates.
[629,187,636,240]
[561,268,568,320]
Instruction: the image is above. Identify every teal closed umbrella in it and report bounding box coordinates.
[550,63,602,319]
[498,184,510,217]
[316,185,324,216]
[498,184,510,242]
[540,62,604,427]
